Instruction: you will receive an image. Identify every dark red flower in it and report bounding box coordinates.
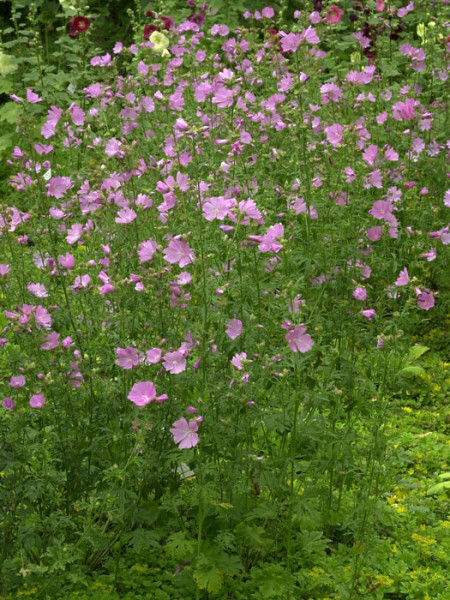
[161,16,175,30]
[144,24,160,40]
[146,10,155,18]
[69,16,90,38]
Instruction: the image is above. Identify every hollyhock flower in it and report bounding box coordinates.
[115,208,137,224]
[262,7,275,18]
[26,89,41,103]
[30,394,45,408]
[212,86,234,108]
[362,309,377,320]
[392,98,416,121]
[231,352,247,371]
[149,31,170,56]
[326,5,343,24]
[70,104,85,126]
[416,290,434,311]
[10,375,25,388]
[286,325,314,353]
[163,351,187,374]
[226,318,243,340]
[116,347,140,369]
[170,417,199,449]
[353,287,367,300]
[362,145,378,166]
[69,16,90,38]
[324,124,343,147]
[128,381,158,406]
[40,331,60,350]
[46,176,73,198]
[395,268,409,286]
[320,83,343,104]
[302,26,320,44]
[2,397,15,410]
[0,264,10,276]
[163,239,195,267]
[105,138,125,158]
[27,282,48,298]
[202,196,235,221]
[161,15,175,30]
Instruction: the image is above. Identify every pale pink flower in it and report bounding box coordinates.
[2,397,15,410]
[285,325,314,353]
[395,268,409,286]
[163,239,195,268]
[138,239,158,263]
[326,5,343,24]
[27,282,48,298]
[40,332,60,350]
[353,287,367,301]
[361,309,377,320]
[369,200,393,221]
[226,318,243,340]
[366,226,383,241]
[170,417,199,449]
[202,196,235,221]
[280,33,302,53]
[302,26,320,44]
[66,223,83,245]
[26,89,42,103]
[362,144,378,166]
[116,347,140,369]
[10,375,25,388]
[115,208,137,224]
[146,348,162,363]
[231,352,246,371]
[0,264,10,276]
[163,351,187,374]
[58,253,75,270]
[105,138,125,158]
[46,176,73,199]
[258,223,284,253]
[128,381,157,406]
[34,305,52,329]
[30,394,45,408]
[324,124,343,147]
[416,290,434,311]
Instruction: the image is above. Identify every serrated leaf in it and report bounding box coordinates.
[165,531,195,560]
[0,79,14,94]
[193,563,223,594]
[0,102,21,124]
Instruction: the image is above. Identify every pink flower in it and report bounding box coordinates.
[30,394,45,408]
[163,239,195,268]
[27,282,48,298]
[170,417,199,449]
[34,305,52,330]
[324,124,343,147]
[146,348,162,363]
[302,26,320,44]
[163,351,187,374]
[128,381,157,406]
[26,89,42,103]
[416,290,434,311]
[105,138,125,158]
[231,352,246,371]
[66,223,83,245]
[10,375,25,388]
[262,7,275,18]
[116,347,140,369]
[285,325,314,353]
[58,253,75,270]
[392,98,416,121]
[202,196,235,221]
[46,176,73,199]
[326,5,343,24]
[366,226,383,242]
[40,331,60,350]
[395,268,409,286]
[138,239,158,263]
[369,200,394,221]
[258,223,284,253]
[353,287,367,301]
[212,86,234,108]
[115,208,137,224]
[361,309,377,320]
[0,264,10,276]
[2,397,15,410]
[362,145,378,166]
[280,33,302,53]
[226,318,243,340]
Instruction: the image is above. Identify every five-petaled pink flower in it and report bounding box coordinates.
[116,347,140,369]
[163,239,195,268]
[163,351,187,374]
[285,325,314,353]
[395,268,409,286]
[128,381,157,406]
[226,318,243,340]
[326,5,343,24]
[138,239,158,263]
[170,417,199,449]
[324,124,343,147]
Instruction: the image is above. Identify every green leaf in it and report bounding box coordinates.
[426,481,450,496]
[236,523,265,550]
[0,79,14,94]
[398,365,426,377]
[408,345,430,361]
[193,563,223,594]
[0,102,21,124]
[165,531,195,560]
